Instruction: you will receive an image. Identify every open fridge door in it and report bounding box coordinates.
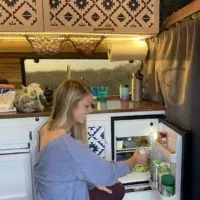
[150,118,191,200]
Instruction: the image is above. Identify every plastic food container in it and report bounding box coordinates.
[116,137,123,150]
[97,87,109,101]
[135,163,148,172]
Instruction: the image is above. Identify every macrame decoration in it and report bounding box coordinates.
[68,35,105,56]
[26,35,67,56]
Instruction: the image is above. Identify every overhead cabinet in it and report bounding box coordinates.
[0,0,159,34]
[0,0,43,32]
[43,0,160,35]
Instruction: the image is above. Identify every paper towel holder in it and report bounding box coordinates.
[107,40,148,62]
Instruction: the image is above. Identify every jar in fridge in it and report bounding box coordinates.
[161,174,175,197]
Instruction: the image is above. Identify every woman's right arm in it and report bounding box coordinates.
[76,147,130,186]
[64,136,147,186]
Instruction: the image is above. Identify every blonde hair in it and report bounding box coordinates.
[47,80,90,143]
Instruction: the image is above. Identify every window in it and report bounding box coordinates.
[24,59,141,95]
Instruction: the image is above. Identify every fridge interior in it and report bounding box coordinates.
[112,117,183,200]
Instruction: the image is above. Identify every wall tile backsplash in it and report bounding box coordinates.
[88,126,105,158]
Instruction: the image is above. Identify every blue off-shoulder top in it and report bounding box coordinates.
[34,133,129,200]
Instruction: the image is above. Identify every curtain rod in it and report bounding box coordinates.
[147,11,200,42]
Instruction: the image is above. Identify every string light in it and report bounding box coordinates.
[0,32,151,41]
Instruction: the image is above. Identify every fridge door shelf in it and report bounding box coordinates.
[156,192,176,200]
[124,190,160,200]
[149,180,176,200]
[124,190,175,200]
[155,142,177,163]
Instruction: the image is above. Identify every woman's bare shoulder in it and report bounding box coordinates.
[39,124,66,152]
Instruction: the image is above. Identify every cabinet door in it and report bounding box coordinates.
[28,117,49,200]
[43,0,159,34]
[0,153,32,200]
[0,0,43,32]
[87,120,111,161]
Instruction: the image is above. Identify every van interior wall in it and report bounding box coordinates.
[0,58,22,88]
[142,14,200,200]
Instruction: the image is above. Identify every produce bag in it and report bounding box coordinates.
[14,83,47,113]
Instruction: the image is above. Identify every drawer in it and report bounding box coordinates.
[0,125,30,150]
[0,153,32,199]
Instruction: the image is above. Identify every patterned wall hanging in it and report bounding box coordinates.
[26,35,67,56]
[88,126,105,158]
[68,35,105,56]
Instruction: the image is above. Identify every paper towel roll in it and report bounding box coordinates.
[107,40,148,61]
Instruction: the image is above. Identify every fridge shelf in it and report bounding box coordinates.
[116,148,136,153]
[118,170,150,184]
[116,147,151,154]
[155,142,176,163]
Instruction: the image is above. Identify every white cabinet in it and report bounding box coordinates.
[0,118,34,200]
[29,117,49,166]
[0,117,49,200]
[0,125,30,150]
[28,117,49,200]
[0,109,165,200]
[0,152,32,200]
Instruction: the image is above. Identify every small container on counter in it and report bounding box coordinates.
[131,71,143,102]
[91,86,98,98]
[119,84,122,99]
[120,85,129,101]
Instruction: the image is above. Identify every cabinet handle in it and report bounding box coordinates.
[29,131,32,140]
[35,117,39,121]
[150,122,154,126]
[93,27,114,33]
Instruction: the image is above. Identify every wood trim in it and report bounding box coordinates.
[154,0,160,34]
[162,0,200,29]
[0,58,22,88]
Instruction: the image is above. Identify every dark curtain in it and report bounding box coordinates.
[143,14,200,199]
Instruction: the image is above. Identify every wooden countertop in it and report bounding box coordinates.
[0,100,165,119]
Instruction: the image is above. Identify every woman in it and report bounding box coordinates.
[34,80,148,200]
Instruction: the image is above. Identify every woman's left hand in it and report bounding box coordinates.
[96,186,112,194]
